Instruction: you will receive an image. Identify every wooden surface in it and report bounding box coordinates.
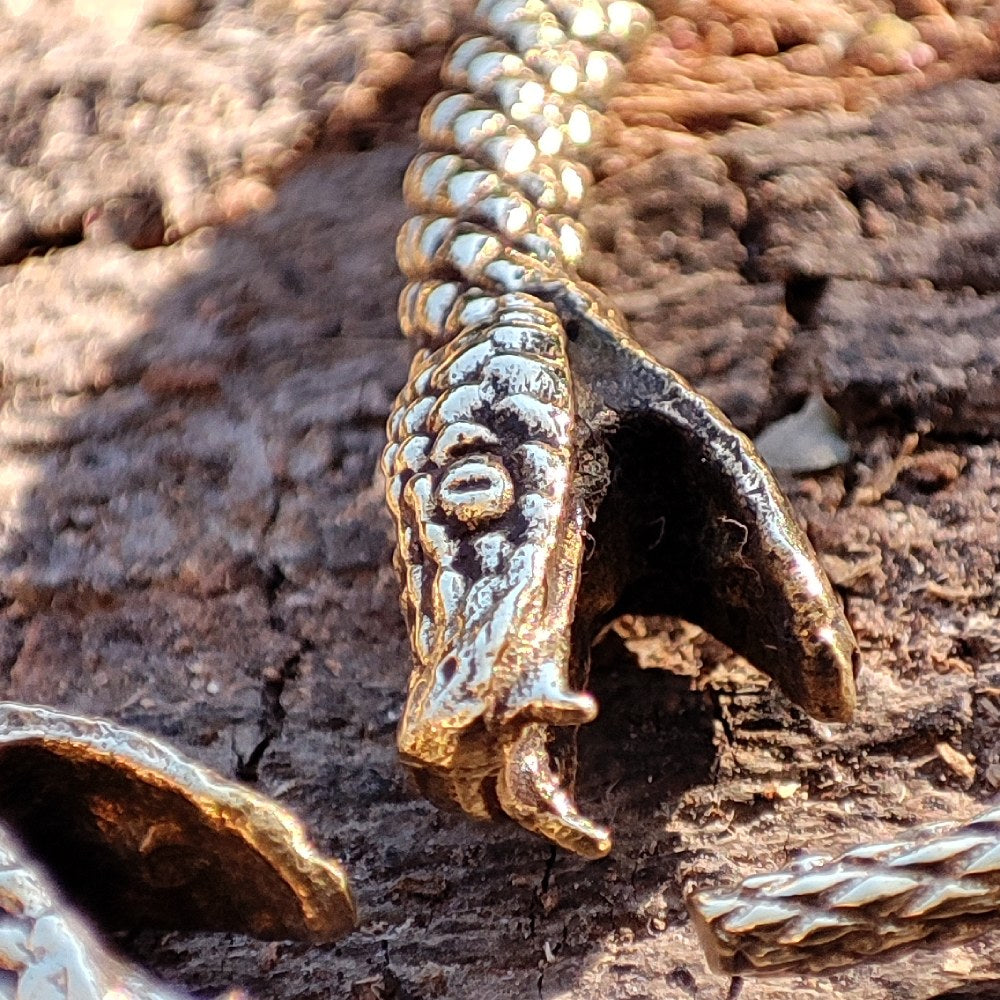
[1,2,999,998]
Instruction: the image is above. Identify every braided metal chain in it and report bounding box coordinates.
[688,804,1000,975]
[393,0,652,347]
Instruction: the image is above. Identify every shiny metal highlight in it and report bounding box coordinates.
[0,820,196,1000]
[0,703,356,942]
[688,804,1000,975]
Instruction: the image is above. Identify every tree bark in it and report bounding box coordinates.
[1,2,999,998]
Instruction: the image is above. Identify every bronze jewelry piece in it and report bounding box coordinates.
[0,702,355,942]
[383,0,858,860]
[688,804,1000,975]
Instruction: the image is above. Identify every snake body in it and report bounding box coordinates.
[688,804,1000,975]
[382,0,1000,975]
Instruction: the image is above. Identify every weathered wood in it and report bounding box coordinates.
[1,2,999,998]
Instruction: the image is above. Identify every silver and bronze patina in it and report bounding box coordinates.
[382,0,857,861]
[0,703,355,998]
[0,820,196,1000]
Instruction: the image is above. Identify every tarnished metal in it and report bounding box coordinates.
[0,703,356,942]
[688,804,1000,975]
[383,0,858,859]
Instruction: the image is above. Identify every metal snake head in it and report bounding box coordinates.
[383,295,615,855]
[384,286,858,858]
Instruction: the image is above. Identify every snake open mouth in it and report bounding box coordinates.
[388,292,856,857]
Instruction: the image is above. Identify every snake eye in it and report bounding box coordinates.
[437,454,514,525]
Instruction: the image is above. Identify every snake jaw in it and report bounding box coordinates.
[498,724,612,860]
[557,303,859,726]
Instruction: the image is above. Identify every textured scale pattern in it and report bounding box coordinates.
[0,822,192,1000]
[688,805,1000,975]
[392,0,648,353]
[385,296,590,778]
